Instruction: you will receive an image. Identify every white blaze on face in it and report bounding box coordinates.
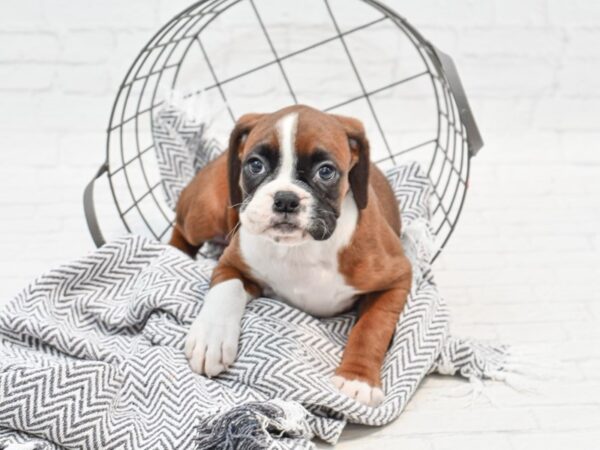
[275,112,298,182]
[239,112,314,243]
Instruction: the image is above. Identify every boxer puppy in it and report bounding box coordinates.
[172,105,412,407]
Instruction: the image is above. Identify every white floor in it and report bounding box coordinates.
[317,132,600,449]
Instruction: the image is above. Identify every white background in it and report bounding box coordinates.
[0,1,599,448]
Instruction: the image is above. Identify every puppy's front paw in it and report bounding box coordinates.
[331,375,384,407]
[184,279,249,377]
[184,314,240,377]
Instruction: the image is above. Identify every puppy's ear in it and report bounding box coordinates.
[227,113,264,208]
[332,114,370,209]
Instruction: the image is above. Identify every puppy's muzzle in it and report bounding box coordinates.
[273,191,300,214]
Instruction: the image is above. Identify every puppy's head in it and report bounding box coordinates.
[228,105,369,244]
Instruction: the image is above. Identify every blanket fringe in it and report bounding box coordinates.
[196,400,314,450]
[0,442,48,450]
[432,338,569,406]
[401,218,438,275]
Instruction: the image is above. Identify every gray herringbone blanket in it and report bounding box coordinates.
[0,217,508,448]
[0,102,513,449]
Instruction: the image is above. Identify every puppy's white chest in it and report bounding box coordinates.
[240,232,358,317]
[238,193,360,317]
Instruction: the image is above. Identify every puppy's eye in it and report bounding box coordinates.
[316,164,337,182]
[246,157,266,175]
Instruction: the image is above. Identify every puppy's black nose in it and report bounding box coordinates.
[273,191,300,214]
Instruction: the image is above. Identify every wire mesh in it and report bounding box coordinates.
[102,0,478,260]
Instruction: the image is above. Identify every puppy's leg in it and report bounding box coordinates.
[185,254,259,377]
[169,225,202,258]
[333,265,412,407]
[185,278,249,377]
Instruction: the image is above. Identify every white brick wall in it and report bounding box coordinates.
[0,1,599,448]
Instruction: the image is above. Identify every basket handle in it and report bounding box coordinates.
[83,163,109,248]
[367,0,483,155]
[429,45,484,156]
